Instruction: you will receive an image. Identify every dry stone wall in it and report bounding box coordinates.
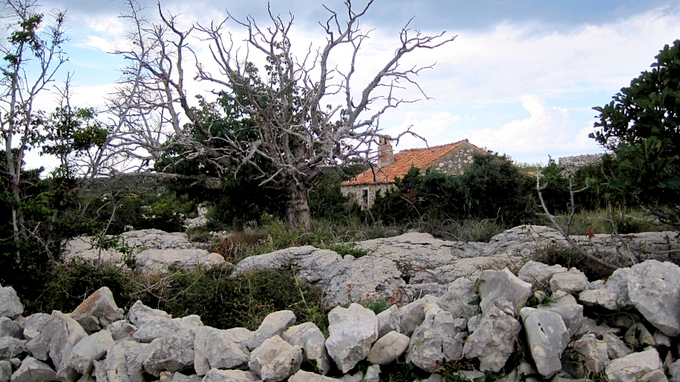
[3,255,680,381]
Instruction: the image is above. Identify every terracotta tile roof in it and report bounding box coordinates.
[342,139,470,186]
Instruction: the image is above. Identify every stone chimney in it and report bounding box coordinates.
[377,136,394,168]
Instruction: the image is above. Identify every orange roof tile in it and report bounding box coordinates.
[342,139,470,186]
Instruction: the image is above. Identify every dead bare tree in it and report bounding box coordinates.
[115,0,455,227]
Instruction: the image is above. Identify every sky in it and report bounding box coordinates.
[16,0,680,167]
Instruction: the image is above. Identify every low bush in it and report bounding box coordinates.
[371,153,537,229]
[23,261,330,333]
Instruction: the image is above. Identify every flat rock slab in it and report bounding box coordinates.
[606,348,665,382]
[627,260,680,336]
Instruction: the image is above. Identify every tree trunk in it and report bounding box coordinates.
[286,183,311,229]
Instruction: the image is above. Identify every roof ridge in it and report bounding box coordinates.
[393,139,467,154]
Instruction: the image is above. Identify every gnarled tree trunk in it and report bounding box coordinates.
[286,183,311,229]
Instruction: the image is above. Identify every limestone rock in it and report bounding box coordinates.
[407,303,467,373]
[135,248,226,274]
[202,369,259,382]
[234,246,323,274]
[437,278,480,319]
[0,287,23,319]
[603,332,632,360]
[579,267,632,310]
[478,269,532,315]
[22,313,51,341]
[463,306,521,372]
[518,261,566,288]
[549,268,589,294]
[193,326,249,376]
[367,331,410,365]
[340,364,380,382]
[97,340,149,382]
[133,318,192,343]
[0,360,10,382]
[376,305,400,338]
[355,232,459,270]
[289,370,339,381]
[574,317,617,338]
[627,260,680,336]
[282,322,330,375]
[467,314,482,333]
[69,330,115,375]
[246,310,296,350]
[162,372,202,382]
[654,331,671,347]
[127,300,171,326]
[143,336,194,377]
[399,296,437,336]
[572,333,608,373]
[0,337,25,359]
[234,246,405,306]
[669,359,680,382]
[0,317,23,339]
[624,323,655,348]
[519,307,569,378]
[248,335,303,382]
[69,287,123,333]
[223,327,252,345]
[106,320,136,341]
[606,348,666,382]
[321,255,405,306]
[10,357,56,382]
[538,291,584,336]
[325,303,378,373]
[25,311,87,377]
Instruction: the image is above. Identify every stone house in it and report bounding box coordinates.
[341,138,484,209]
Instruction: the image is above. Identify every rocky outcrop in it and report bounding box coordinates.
[232,225,679,306]
[5,255,680,381]
[62,225,679,306]
[63,229,227,273]
[15,223,680,381]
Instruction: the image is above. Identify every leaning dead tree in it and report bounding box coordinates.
[115,0,455,227]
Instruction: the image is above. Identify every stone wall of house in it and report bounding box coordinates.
[341,183,393,209]
[428,142,481,175]
[558,153,604,176]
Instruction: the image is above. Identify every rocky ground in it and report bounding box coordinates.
[2,256,680,381]
[1,224,677,381]
[64,225,680,306]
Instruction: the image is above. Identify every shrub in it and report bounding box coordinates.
[371,153,536,228]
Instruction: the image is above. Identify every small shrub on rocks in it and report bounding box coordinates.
[143,266,329,331]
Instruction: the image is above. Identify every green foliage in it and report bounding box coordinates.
[538,157,616,216]
[0,156,89,307]
[591,39,680,228]
[371,153,536,229]
[308,168,363,222]
[31,260,135,315]
[140,266,327,330]
[328,242,369,258]
[532,244,615,281]
[84,191,196,235]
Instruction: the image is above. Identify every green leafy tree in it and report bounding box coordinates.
[591,40,680,228]
[0,0,66,243]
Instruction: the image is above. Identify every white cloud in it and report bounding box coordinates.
[383,111,461,149]
[411,6,680,104]
[469,95,600,156]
